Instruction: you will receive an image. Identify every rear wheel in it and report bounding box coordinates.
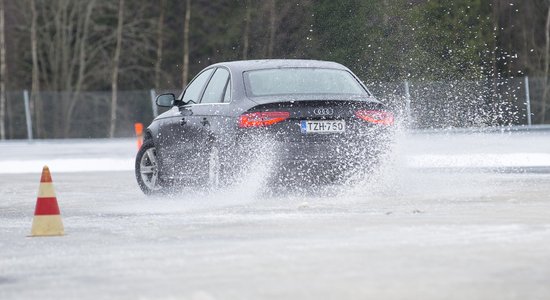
[135,140,164,195]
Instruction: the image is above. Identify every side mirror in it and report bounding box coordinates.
[155,93,176,107]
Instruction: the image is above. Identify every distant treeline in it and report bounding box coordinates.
[0,0,549,139]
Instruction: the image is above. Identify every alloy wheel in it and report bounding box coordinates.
[140,147,160,191]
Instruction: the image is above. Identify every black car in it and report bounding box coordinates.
[135,59,394,194]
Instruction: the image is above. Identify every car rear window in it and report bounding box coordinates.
[244,68,367,97]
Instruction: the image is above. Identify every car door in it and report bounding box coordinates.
[159,68,214,179]
[190,67,232,152]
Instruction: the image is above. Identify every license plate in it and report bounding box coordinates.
[300,120,345,133]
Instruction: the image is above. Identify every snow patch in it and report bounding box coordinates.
[0,158,134,174]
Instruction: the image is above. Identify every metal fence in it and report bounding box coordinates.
[368,77,541,128]
[3,90,173,139]
[1,77,548,139]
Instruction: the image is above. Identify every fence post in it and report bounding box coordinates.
[23,90,33,141]
[150,89,158,118]
[404,80,411,124]
[524,76,532,126]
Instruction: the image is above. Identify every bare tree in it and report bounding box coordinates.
[182,0,191,87]
[20,0,157,137]
[267,0,276,58]
[30,0,41,138]
[242,0,251,60]
[541,4,550,123]
[64,0,95,137]
[0,0,5,140]
[32,0,115,137]
[109,0,124,138]
[490,0,500,105]
[154,0,165,90]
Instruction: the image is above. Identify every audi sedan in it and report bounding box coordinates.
[135,59,394,194]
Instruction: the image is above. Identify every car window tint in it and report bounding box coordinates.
[201,68,229,104]
[223,81,230,103]
[182,68,214,103]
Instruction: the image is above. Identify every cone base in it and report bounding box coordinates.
[31,215,64,236]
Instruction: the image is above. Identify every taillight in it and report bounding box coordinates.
[238,111,290,128]
[355,110,394,125]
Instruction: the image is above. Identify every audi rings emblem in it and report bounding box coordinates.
[313,108,334,115]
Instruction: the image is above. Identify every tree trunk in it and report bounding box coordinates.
[267,0,276,58]
[0,0,6,140]
[182,0,191,87]
[109,0,124,138]
[65,0,95,137]
[30,0,41,138]
[541,5,550,124]
[154,0,165,90]
[51,0,68,137]
[490,0,500,107]
[242,0,251,60]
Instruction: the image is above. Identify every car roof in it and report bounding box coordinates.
[209,59,350,73]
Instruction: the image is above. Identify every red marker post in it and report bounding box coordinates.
[134,123,144,150]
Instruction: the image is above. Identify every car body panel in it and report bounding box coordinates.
[143,59,392,183]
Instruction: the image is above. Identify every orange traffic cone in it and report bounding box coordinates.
[135,123,144,149]
[31,166,64,236]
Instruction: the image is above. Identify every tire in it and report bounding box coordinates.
[135,140,164,195]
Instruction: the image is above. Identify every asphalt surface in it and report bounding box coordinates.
[1,132,549,300]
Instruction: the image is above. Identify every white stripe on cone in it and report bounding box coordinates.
[31,215,64,236]
[37,182,56,198]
